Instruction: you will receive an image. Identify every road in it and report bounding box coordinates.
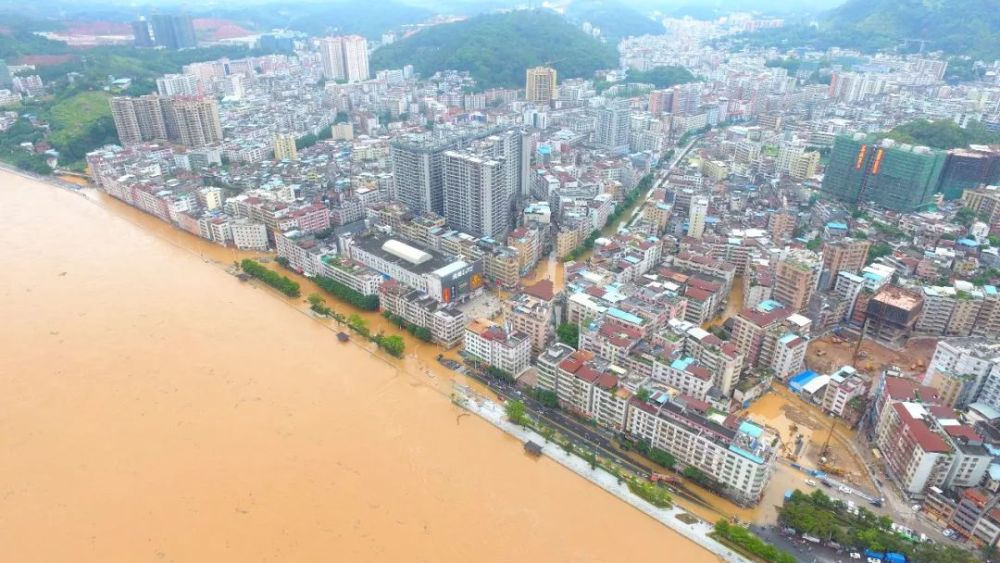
[750,523,842,563]
[622,135,701,230]
[452,359,743,518]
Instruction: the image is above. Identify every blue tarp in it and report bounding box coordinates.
[789,370,818,392]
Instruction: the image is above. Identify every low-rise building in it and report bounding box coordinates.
[627,397,776,505]
[464,319,532,378]
[378,280,465,348]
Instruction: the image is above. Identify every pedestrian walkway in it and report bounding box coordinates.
[453,385,750,563]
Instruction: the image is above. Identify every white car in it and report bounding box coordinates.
[839,485,852,494]
[805,479,817,487]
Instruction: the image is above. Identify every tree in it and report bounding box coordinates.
[955,207,976,227]
[541,426,555,443]
[648,448,675,469]
[275,256,290,268]
[556,323,579,348]
[635,388,651,402]
[505,399,527,425]
[806,236,822,251]
[347,313,367,333]
[867,243,892,265]
[378,334,405,358]
[240,259,300,297]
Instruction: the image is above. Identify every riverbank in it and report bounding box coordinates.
[1,170,719,562]
[454,384,749,562]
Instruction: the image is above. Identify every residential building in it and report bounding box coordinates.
[627,396,776,505]
[464,319,532,378]
[536,342,578,395]
[821,134,947,212]
[230,219,268,250]
[443,150,509,239]
[821,365,867,419]
[874,400,991,497]
[525,66,557,104]
[594,102,630,151]
[318,35,369,82]
[772,249,821,314]
[687,195,708,239]
[162,96,223,147]
[272,133,298,161]
[820,238,871,290]
[924,338,1000,409]
[156,74,200,97]
[504,280,557,354]
[379,281,466,348]
[554,350,632,431]
[149,14,197,50]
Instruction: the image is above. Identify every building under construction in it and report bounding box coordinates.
[821,134,947,211]
[864,285,924,347]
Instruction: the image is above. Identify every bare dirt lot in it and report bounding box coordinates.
[806,333,937,377]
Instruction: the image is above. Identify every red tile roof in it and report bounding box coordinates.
[523,279,555,301]
[893,403,950,453]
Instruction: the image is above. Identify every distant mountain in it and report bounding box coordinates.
[209,0,434,38]
[824,0,998,59]
[563,0,663,41]
[370,10,618,89]
[724,0,999,61]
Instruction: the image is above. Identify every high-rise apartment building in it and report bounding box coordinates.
[149,15,197,50]
[648,89,672,115]
[525,66,557,104]
[820,238,871,290]
[773,249,821,313]
[687,195,708,239]
[319,36,369,82]
[669,83,701,116]
[156,74,200,97]
[443,150,509,239]
[963,185,1000,225]
[391,127,521,217]
[594,102,630,151]
[272,133,298,161]
[0,59,12,89]
[391,136,449,215]
[161,96,223,147]
[821,134,947,212]
[131,19,154,47]
[109,95,168,145]
[938,147,1000,200]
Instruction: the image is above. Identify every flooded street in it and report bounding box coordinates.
[0,173,716,562]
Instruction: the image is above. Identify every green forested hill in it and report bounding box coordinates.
[563,0,663,41]
[725,0,999,61]
[370,10,618,89]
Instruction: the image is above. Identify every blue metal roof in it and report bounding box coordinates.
[758,299,783,312]
[607,307,644,325]
[739,421,764,439]
[671,357,696,371]
[789,370,818,391]
[729,444,764,464]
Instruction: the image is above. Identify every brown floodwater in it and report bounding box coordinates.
[0,172,717,562]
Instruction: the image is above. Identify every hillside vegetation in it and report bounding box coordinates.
[879,119,1000,150]
[724,0,1000,61]
[626,66,696,88]
[371,10,617,89]
[563,0,663,41]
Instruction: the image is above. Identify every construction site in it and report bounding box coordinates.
[806,332,937,377]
